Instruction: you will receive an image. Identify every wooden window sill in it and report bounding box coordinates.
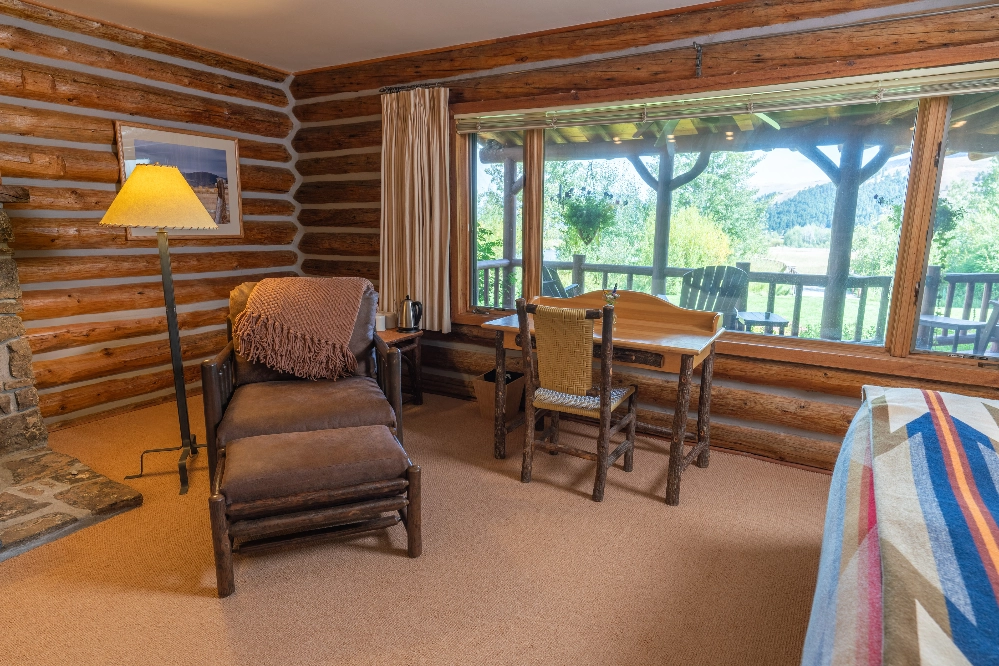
[450,315,999,388]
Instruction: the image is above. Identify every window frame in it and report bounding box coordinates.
[448,71,999,386]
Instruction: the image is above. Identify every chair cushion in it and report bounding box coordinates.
[216,376,396,450]
[229,280,379,385]
[221,425,410,504]
[533,385,635,418]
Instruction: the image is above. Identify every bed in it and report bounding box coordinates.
[801,386,999,665]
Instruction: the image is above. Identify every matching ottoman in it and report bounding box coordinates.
[208,424,421,597]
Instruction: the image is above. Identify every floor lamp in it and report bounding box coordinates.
[100,164,218,494]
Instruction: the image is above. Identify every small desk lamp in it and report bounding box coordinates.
[100,164,218,494]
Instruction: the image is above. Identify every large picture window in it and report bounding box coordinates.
[457,63,999,360]
[913,91,999,358]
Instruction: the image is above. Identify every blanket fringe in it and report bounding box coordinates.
[234,310,357,381]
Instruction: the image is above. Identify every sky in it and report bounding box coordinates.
[129,140,228,179]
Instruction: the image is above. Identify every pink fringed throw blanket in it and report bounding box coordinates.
[233,277,370,380]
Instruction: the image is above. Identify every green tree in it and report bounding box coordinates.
[668,151,772,259]
[852,204,902,276]
[933,158,999,273]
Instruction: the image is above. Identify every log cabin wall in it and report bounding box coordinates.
[0,1,303,427]
[289,0,999,471]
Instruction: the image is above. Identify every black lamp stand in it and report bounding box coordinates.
[125,228,198,494]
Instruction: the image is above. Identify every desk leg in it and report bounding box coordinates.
[494,331,507,460]
[413,338,424,405]
[665,354,694,506]
[695,343,715,469]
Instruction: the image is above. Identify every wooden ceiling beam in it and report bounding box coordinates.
[290,0,917,98]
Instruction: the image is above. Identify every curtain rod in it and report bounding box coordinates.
[379,82,446,94]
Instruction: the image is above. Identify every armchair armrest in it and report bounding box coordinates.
[374,334,404,447]
[202,341,235,480]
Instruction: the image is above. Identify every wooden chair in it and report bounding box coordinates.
[679,265,749,330]
[515,298,638,502]
[541,264,582,299]
[975,299,999,356]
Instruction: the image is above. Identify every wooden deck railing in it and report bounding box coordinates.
[474,256,894,342]
[919,266,999,346]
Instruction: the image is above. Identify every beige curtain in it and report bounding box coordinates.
[380,87,451,333]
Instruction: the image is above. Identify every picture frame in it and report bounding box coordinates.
[114,121,244,239]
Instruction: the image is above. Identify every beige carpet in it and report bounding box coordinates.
[0,393,831,666]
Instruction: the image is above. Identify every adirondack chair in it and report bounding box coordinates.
[541,265,581,298]
[679,265,749,330]
[975,299,999,356]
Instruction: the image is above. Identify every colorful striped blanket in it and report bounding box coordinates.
[802,387,999,666]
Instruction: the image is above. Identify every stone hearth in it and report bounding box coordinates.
[0,448,142,561]
[0,176,142,561]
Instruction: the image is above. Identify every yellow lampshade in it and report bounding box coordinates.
[100,164,218,230]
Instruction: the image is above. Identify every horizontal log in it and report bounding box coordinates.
[242,197,295,217]
[298,208,380,228]
[0,101,113,144]
[422,344,517,376]
[0,0,288,82]
[299,232,379,256]
[421,324,495,346]
[635,408,840,470]
[295,179,380,204]
[21,271,296,321]
[713,354,999,401]
[0,55,291,138]
[239,139,292,163]
[0,24,287,107]
[702,7,999,80]
[4,185,113,210]
[297,152,381,177]
[0,140,118,182]
[293,95,381,122]
[10,218,297,250]
[445,6,999,105]
[292,121,381,154]
[27,307,228,355]
[39,363,201,418]
[459,40,999,120]
[33,329,225,389]
[290,0,913,97]
[420,342,855,436]
[301,259,378,280]
[16,250,298,283]
[4,186,296,216]
[420,372,476,400]
[239,165,296,194]
[0,184,29,202]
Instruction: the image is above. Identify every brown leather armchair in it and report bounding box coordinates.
[200,281,405,483]
[201,281,417,596]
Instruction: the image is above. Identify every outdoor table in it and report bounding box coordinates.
[738,311,789,335]
[918,314,991,353]
[482,290,724,504]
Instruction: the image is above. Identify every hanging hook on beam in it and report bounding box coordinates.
[694,42,703,78]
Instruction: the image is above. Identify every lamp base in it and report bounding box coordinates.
[125,436,198,495]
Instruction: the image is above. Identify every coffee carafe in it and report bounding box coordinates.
[399,295,423,332]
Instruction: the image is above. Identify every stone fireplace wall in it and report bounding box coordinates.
[0,206,46,454]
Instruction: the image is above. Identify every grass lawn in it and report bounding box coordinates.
[765,247,830,275]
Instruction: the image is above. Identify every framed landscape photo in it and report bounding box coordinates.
[114,121,243,239]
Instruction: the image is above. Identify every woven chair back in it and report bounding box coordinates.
[532,305,593,396]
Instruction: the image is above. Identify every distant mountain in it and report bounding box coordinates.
[183,171,226,188]
[763,170,909,232]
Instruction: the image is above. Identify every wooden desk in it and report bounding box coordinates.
[376,328,423,405]
[483,291,724,505]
